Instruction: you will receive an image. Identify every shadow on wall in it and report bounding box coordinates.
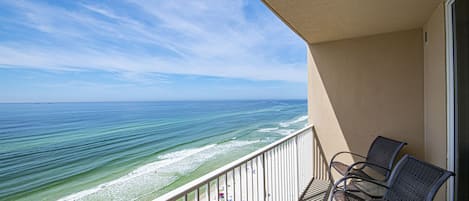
[308,29,425,170]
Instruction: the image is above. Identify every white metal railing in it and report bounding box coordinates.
[155,125,329,201]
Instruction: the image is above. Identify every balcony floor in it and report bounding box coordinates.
[299,179,332,201]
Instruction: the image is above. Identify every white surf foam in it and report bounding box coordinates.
[258,127,279,133]
[257,127,294,136]
[279,115,308,128]
[58,144,216,201]
[274,129,295,136]
[257,115,307,136]
[58,141,260,201]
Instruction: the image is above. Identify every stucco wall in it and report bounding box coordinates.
[307,29,425,179]
[423,3,447,201]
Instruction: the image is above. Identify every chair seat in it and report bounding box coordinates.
[333,191,384,201]
[349,179,387,198]
[332,161,387,198]
[333,191,364,201]
[332,161,387,180]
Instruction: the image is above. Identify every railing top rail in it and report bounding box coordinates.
[154,124,314,201]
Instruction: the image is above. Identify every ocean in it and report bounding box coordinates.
[0,100,308,201]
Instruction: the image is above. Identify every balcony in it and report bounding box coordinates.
[155,125,331,201]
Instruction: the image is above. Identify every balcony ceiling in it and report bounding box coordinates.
[262,0,442,44]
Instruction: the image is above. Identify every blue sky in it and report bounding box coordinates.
[0,0,306,102]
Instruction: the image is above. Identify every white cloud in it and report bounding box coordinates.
[0,0,306,82]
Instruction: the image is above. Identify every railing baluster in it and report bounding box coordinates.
[232,169,236,201]
[317,135,320,179]
[261,154,266,201]
[243,161,249,201]
[247,162,250,201]
[287,140,294,200]
[290,139,294,200]
[252,160,255,201]
[281,142,288,201]
[271,149,275,201]
[284,142,288,201]
[299,133,303,192]
[253,159,257,201]
[224,173,228,201]
[280,145,284,201]
[277,145,283,201]
[266,151,271,201]
[264,152,268,201]
[285,141,289,201]
[271,150,274,201]
[287,140,292,200]
[278,145,282,201]
[240,166,244,201]
[264,150,272,200]
[314,136,318,179]
[256,156,260,201]
[313,133,317,179]
[281,143,285,201]
[216,178,219,201]
[278,144,284,201]
[295,136,299,198]
[281,144,285,201]
[284,143,289,201]
[256,156,262,201]
[275,147,279,201]
[245,162,249,201]
[293,139,297,199]
[315,135,318,179]
[207,182,211,201]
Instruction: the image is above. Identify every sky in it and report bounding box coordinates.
[0,0,306,102]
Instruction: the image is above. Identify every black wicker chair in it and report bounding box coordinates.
[329,136,407,198]
[331,155,455,201]
[329,136,407,182]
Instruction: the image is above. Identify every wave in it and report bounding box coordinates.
[257,127,295,136]
[257,115,307,136]
[274,129,295,136]
[58,140,259,201]
[279,115,308,128]
[258,127,279,133]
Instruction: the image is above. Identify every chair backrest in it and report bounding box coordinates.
[366,136,407,177]
[383,155,454,201]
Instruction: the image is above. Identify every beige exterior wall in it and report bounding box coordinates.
[307,30,425,179]
[423,3,447,201]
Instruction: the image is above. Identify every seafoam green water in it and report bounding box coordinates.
[0,100,307,201]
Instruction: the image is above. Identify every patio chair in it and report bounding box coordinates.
[331,155,455,201]
[329,136,407,181]
[328,136,407,197]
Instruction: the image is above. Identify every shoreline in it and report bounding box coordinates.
[56,115,307,201]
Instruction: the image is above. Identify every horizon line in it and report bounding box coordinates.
[0,99,308,104]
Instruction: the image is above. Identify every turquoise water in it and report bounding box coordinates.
[0,100,307,201]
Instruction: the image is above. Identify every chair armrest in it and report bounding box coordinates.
[329,151,367,171]
[346,161,391,176]
[331,151,367,164]
[333,175,389,193]
[328,151,367,182]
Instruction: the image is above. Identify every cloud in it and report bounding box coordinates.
[0,0,306,82]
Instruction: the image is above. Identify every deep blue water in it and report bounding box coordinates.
[0,100,307,201]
